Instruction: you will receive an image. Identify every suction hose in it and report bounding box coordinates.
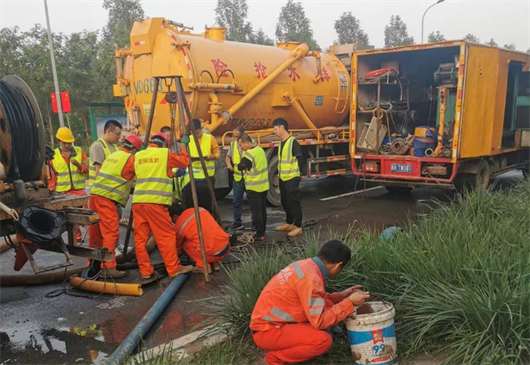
[103,274,189,365]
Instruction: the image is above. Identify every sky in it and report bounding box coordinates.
[0,0,529,51]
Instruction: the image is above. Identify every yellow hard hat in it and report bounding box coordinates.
[56,127,75,143]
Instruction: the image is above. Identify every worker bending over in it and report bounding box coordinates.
[181,119,220,214]
[237,134,269,241]
[226,126,246,230]
[51,127,89,242]
[174,207,230,273]
[127,133,193,279]
[89,119,121,185]
[250,240,370,365]
[88,135,142,278]
[273,118,304,238]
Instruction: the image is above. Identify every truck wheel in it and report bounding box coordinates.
[267,155,282,207]
[385,186,413,194]
[474,160,491,190]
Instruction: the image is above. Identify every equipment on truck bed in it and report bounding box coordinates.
[0,75,111,274]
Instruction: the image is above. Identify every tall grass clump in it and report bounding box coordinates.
[206,181,530,364]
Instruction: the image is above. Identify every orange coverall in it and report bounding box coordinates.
[88,149,135,269]
[250,257,356,365]
[174,208,230,269]
[49,149,89,240]
[125,145,190,277]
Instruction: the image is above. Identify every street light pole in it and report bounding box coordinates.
[43,0,65,128]
[421,0,445,44]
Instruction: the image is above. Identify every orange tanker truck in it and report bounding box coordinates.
[113,18,356,205]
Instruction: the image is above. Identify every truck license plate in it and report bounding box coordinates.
[390,164,412,173]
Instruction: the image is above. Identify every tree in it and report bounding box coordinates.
[384,15,414,48]
[215,0,254,43]
[427,31,445,43]
[527,48,530,54]
[463,34,479,42]
[276,0,320,50]
[102,0,144,47]
[334,12,369,46]
[250,29,275,46]
[485,38,498,47]
[504,43,516,50]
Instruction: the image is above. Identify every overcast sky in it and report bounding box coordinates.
[1,0,529,50]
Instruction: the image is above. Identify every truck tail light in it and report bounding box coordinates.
[362,162,379,173]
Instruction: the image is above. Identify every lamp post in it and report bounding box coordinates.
[421,0,445,44]
[43,0,65,127]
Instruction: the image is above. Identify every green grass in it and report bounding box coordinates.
[202,181,530,365]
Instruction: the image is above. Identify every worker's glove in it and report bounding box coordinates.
[176,168,187,177]
[180,135,190,145]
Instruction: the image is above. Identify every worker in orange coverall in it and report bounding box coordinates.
[51,127,89,242]
[126,133,193,280]
[174,207,230,274]
[250,240,371,365]
[88,134,143,278]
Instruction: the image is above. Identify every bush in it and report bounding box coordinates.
[206,182,530,364]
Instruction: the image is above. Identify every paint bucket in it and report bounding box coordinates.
[345,302,398,365]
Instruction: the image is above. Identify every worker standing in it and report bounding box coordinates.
[52,127,89,242]
[174,207,230,273]
[88,120,122,185]
[88,135,143,278]
[273,118,304,237]
[225,126,246,229]
[181,119,220,214]
[130,133,193,279]
[237,134,269,241]
[250,240,371,365]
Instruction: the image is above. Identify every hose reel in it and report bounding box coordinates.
[0,75,45,183]
[16,206,66,245]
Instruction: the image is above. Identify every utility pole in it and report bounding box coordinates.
[421,0,445,44]
[43,0,65,128]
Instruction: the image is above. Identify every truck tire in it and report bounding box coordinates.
[267,155,282,207]
[385,186,413,194]
[474,160,492,190]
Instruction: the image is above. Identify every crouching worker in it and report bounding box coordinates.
[250,240,371,365]
[174,207,230,274]
[88,135,142,278]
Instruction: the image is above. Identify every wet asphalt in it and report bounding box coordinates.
[0,172,524,364]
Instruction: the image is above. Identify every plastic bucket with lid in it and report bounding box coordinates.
[345,301,398,365]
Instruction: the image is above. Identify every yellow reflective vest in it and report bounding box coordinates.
[188,133,215,179]
[132,147,173,205]
[278,136,301,182]
[53,147,86,192]
[231,140,243,182]
[89,139,118,186]
[242,146,269,193]
[91,150,134,206]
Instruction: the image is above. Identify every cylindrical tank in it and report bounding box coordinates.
[119,18,350,137]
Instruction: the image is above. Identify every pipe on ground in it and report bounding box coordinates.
[0,266,87,286]
[103,273,189,365]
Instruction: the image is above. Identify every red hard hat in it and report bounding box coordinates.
[124,134,143,149]
[151,132,169,146]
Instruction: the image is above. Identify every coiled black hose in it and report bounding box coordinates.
[0,80,41,181]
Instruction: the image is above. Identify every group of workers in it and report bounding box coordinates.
[48,120,229,279]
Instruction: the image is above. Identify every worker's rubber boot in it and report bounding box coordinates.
[192,266,212,274]
[101,268,127,279]
[287,226,303,237]
[275,223,295,232]
[170,265,194,277]
[213,263,221,271]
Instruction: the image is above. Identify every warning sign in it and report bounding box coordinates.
[315,96,324,106]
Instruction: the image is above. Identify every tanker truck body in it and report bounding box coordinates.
[114,18,352,205]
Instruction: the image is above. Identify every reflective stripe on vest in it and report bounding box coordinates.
[53,147,86,192]
[178,208,206,235]
[132,148,173,205]
[278,136,300,182]
[90,150,133,206]
[188,133,215,179]
[242,146,269,193]
[231,140,243,182]
[89,139,118,186]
